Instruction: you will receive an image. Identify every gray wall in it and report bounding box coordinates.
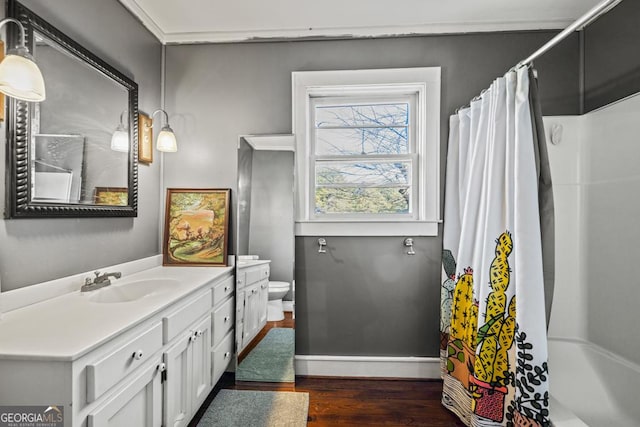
[248,151,294,288]
[584,0,640,112]
[164,32,578,357]
[296,236,442,355]
[0,0,162,291]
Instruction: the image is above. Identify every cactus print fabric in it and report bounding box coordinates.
[440,69,551,427]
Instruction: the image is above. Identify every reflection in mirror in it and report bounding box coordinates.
[33,133,84,203]
[31,32,129,205]
[235,135,295,384]
[5,0,138,218]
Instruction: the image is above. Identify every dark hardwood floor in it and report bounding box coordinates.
[192,373,465,426]
[192,311,464,426]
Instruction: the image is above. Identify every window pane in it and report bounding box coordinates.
[315,103,409,128]
[316,161,410,186]
[315,187,410,214]
[315,128,409,155]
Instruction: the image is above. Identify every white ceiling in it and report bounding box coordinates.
[119,0,605,45]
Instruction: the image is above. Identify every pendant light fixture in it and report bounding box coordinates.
[0,18,46,102]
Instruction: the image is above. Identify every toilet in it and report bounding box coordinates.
[267,281,290,321]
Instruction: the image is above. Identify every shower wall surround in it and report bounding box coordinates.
[0,0,162,291]
[546,93,640,368]
[164,32,579,357]
[580,94,640,366]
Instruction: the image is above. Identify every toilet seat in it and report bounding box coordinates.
[269,281,289,290]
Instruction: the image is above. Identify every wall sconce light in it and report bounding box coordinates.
[110,110,129,152]
[152,109,177,152]
[0,18,46,102]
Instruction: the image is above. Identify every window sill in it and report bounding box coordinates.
[295,221,440,237]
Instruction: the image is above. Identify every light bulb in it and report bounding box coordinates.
[110,125,129,152]
[156,125,178,152]
[0,48,46,102]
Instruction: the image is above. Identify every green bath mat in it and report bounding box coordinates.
[197,389,309,427]
[236,328,294,382]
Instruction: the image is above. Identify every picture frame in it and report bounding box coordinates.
[163,188,230,266]
[138,112,153,164]
[94,187,128,206]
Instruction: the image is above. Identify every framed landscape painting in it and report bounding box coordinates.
[163,188,230,266]
[94,187,128,206]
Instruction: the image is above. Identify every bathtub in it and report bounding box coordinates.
[548,338,640,426]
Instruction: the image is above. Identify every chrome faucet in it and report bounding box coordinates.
[81,271,122,292]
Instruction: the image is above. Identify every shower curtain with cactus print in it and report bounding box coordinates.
[440,68,552,427]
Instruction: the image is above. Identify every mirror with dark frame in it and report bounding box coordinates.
[5,0,138,218]
[235,135,295,384]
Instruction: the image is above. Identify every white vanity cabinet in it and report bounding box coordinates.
[0,266,235,427]
[235,261,270,353]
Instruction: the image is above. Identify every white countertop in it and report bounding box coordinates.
[0,265,233,362]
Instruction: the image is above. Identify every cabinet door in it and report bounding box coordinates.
[258,280,268,326]
[190,315,212,412]
[163,334,191,427]
[88,358,162,427]
[243,284,258,344]
[236,289,245,352]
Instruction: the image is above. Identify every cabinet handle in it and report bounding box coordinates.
[196,330,203,337]
[157,363,166,372]
[224,316,229,323]
[132,350,144,360]
[224,352,230,359]
[224,286,230,292]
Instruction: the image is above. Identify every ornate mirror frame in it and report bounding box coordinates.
[5,0,138,218]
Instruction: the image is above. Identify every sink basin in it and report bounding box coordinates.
[87,278,180,303]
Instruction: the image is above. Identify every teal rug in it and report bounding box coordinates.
[197,389,309,427]
[236,328,295,382]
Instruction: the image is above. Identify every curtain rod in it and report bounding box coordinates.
[514,0,624,69]
[455,0,623,113]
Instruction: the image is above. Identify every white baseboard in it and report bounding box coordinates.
[294,355,441,379]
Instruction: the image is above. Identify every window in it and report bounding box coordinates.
[292,68,441,236]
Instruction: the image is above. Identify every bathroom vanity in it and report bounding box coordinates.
[0,262,234,427]
[235,260,270,353]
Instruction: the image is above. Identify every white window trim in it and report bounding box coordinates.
[292,68,441,236]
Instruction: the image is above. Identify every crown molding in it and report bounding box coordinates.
[116,2,573,45]
[165,19,573,44]
[118,0,165,43]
